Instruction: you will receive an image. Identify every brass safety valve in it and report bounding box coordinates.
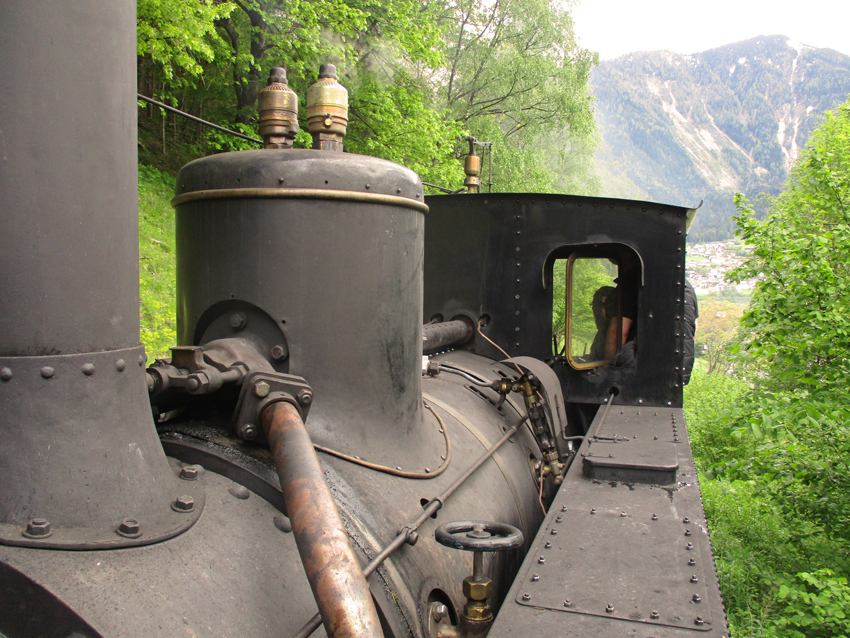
[258,67,299,149]
[306,63,348,152]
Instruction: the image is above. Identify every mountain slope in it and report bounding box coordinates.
[591,35,850,241]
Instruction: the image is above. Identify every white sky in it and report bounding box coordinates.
[572,0,850,60]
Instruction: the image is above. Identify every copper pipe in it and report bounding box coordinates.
[260,401,383,638]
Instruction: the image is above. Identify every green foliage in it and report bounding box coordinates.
[137,0,233,84]
[683,97,850,637]
[771,570,850,638]
[345,73,465,188]
[729,99,850,389]
[433,0,599,194]
[138,165,177,362]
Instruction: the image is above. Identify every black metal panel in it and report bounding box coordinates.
[423,194,692,407]
[582,411,680,484]
[0,561,103,638]
[0,0,140,356]
[0,471,323,638]
[488,406,728,637]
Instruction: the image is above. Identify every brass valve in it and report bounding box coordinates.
[463,154,481,192]
[434,521,524,638]
[258,67,299,149]
[306,64,348,152]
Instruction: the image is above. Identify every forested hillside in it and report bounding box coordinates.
[592,35,850,241]
[136,0,599,195]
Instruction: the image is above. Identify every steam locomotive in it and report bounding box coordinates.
[0,2,727,637]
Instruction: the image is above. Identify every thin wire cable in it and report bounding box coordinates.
[312,399,450,479]
[476,320,523,373]
[137,94,264,145]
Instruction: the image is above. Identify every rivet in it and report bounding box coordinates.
[688,558,696,566]
[397,188,402,194]
[551,529,557,535]
[620,511,627,517]
[82,363,95,376]
[605,603,614,613]
[650,610,659,619]
[651,514,658,520]
[538,556,545,564]
[365,183,370,189]
[555,516,562,523]
[116,359,126,372]
[590,508,596,515]
[638,399,643,404]
[0,367,12,381]
[424,468,431,473]
[229,485,250,500]
[273,515,292,533]
[40,366,54,379]
[561,505,567,512]
[683,517,690,524]
[686,542,694,550]
[685,529,692,536]
[690,575,699,583]
[180,465,200,480]
[117,518,141,538]
[531,574,539,582]
[172,495,195,512]
[522,593,531,601]
[695,616,704,625]
[441,455,446,460]
[396,466,402,471]
[515,294,520,300]
[693,594,701,603]
[563,600,571,607]
[544,541,552,548]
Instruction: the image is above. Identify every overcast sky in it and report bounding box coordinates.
[572,0,850,60]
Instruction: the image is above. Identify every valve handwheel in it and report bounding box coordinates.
[435,521,523,552]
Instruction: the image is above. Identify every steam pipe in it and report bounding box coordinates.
[260,401,382,638]
[423,320,475,354]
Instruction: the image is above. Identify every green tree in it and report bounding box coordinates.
[433,0,599,193]
[695,299,744,374]
[730,98,850,388]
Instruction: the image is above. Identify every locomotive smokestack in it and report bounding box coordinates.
[0,0,199,548]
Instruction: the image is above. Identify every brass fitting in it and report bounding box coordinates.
[463,154,481,193]
[306,64,348,152]
[462,576,493,603]
[258,67,299,149]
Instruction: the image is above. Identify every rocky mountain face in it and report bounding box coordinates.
[591,35,850,241]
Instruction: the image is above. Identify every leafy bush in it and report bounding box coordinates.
[138,165,177,362]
